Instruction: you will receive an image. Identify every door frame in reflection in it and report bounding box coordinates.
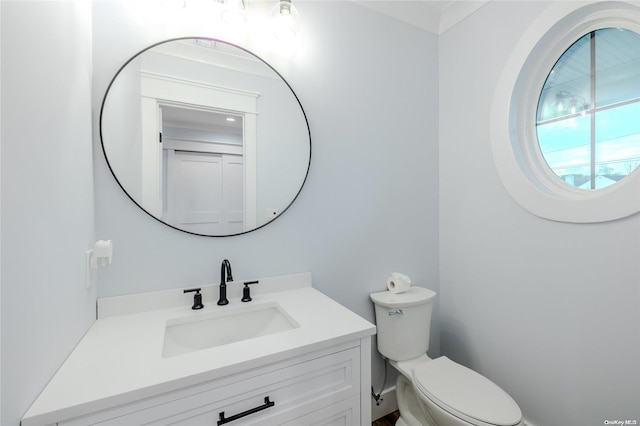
[139,71,258,231]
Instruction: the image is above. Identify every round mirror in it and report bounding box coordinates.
[100,38,311,236]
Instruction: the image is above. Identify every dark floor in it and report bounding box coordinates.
[372,410,400,426]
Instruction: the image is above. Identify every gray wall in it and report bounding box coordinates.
[439,2,640,425]
[0,1,96,425]
[93,0,440,403]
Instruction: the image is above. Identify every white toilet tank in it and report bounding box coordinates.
[370,287,436,361]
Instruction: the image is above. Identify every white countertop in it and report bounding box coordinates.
[22,273,376,426]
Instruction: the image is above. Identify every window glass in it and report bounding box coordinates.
[537,33,591,122]
[595,29,640,107]
[594,103,640,188]
[536,28,640,190]
[537,115,591,185]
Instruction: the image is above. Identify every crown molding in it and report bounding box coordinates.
[351,0,490,34]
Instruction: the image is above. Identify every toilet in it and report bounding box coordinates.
[370,287,524,426]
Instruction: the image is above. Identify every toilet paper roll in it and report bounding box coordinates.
[386,272,411,294]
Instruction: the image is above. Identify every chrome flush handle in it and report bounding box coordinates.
[388,309,403,316]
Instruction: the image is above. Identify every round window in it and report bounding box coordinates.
[491,1,640,223]
[536,28,640,190]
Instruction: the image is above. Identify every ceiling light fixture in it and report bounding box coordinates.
[271,0,300,41]
[553,91,588,116]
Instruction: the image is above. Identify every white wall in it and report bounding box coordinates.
[93,0,439,399]
[0,2,96,425]
[439,2,640,425]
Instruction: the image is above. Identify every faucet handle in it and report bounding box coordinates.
[184,288,204,310]
[241,280,259,302]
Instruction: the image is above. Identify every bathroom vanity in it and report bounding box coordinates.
[22,273,376,426]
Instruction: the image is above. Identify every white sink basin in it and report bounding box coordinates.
[162,302,300,358]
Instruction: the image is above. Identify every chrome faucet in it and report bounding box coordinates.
[217,259,233,305]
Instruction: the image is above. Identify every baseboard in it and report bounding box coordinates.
[371,385,399,421]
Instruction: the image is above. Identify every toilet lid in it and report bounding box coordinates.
[413,357,522,426]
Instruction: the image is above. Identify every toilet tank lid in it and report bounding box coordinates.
[370,286,436,308]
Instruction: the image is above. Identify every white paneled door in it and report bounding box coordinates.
[172,151,243,235]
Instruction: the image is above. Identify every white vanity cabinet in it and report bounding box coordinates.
[22,276,376,426]
[57,341,368,426]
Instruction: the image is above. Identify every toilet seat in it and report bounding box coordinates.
[413,357,522,426]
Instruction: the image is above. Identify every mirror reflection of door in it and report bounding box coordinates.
[161,105,245,235]
[100,38,310,236]
[170,152,243,235]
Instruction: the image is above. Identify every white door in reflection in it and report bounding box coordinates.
[169,151,244,235]
[221,154,244,235]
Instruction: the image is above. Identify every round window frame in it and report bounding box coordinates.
[491,1,640,223]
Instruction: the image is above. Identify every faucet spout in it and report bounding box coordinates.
[218,259,233,305]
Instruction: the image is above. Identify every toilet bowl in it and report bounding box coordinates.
[370,287,523,426]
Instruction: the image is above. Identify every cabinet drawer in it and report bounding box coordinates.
[61,346,360,426]
[280,396,361,426]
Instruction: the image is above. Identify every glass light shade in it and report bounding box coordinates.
[271,0,300,41]
[221,0,246,26]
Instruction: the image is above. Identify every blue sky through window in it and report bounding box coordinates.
[536,28,640,189]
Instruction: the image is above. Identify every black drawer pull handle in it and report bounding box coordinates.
[218,396,275,425]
